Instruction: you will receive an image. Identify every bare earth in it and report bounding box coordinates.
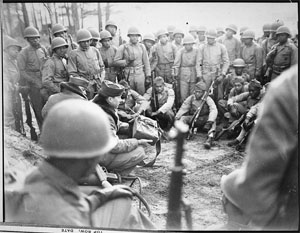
[4,124,245,231]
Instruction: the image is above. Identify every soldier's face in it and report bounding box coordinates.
[101,38,111,48]
[6,46,21,59]
[184,44,193,51]
[90,39,99,47]
[277,34,288,44]
[143,40,154,50]
[235,67,244,75]
[154,82,164,93]
[243,38,253,45]
[79,40,91,50]
[174,34,183,44]
[249,86,260,98]
[234,82,243,92]
[108,95,122,108]
[197,31,205,41]
[226,29,234,38]
[55,46,68,58]
[159,35,168,44]
[129,35,139,44]
[195,90,204,99]
[106,26,117,36]
[27,37,40,47]
[207,38,215,45]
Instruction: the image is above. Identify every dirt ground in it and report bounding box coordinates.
[4,120,245,231]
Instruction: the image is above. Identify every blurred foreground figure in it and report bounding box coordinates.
[5,99,155,229]
[218,65,298,230]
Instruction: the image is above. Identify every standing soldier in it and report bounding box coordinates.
[167,25,176,42]
[175,81,218,149]
[88,27,101,49]
[105,20,123,47]
[240,30,264,81]
[114,26,151,95]
[17,26,49,130]
[189,25,198,40]
[261,22,282,56]
[173,34,199,102]
[216,27,225,38]
[99,30,118,83]
[68,29,105,99]
[150,29,177,84]
[217,24,241,70]
[142,33,156,56]
[195,26,207,48]
[239,26,249,44]
[196,29,230,101]
[265,26,298,81]
[257,23,272,46]
[41,37,69,103]
[172,28,184,53]
[3,35,25,135]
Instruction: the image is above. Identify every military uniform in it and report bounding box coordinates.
[150,41,177,84]
[41,54,69,102]
[240,42,264,80]
[194,39,206,49]
[114,42,151,95]
[266,40,298,80]
[68,46,104,99]
[173,47,200,102]
[172,40,184,53]
[217,35,241,66]
[17,44,49,130]
[100,45,118,82]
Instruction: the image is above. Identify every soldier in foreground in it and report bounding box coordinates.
[5,99,154,229]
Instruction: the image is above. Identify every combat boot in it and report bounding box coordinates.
[204,137,213,149]
[227,139,240,147]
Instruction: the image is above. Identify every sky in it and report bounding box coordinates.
[83,2,298,40]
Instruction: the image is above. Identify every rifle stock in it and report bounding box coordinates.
[215,114,245,141]
[150,70,159,112]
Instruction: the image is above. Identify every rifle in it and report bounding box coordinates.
[172,68,181,112]
[48,27,52,45]
[264,44,278,83]
[166,121,192,230]
[235,118,255,151]
[12,87,26,136]
[150,70,159,112]
[215,114,245,141]
[68,33,76,50]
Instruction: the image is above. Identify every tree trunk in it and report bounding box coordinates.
[15,3,24,37]
[4,4,12,35]
[44,3,56,27]
[80,4,84,28]
[105,3,110,22]
[31,3,39,30]
[97,3,103,32]
[21,2,30,28]
[65,3,72,28]
[71,2,80,33]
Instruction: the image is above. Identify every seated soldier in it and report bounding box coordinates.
[144,76,175,131]
[93,80,151,176]
[118,80,149,123]
[175,81,218,149]
[5,99,155,229]
[226,79,264,124]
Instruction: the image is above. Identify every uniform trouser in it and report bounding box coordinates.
[156,63,173,84]
[145,109,175,131]
[222,77,234,99]
[218,99,228,117]
[179,67,197,102]
[91,197,155,229]
[180,115,216,137]
[201,73,224,101]
[105,70,117,83]
[98,146,146,176]
[125,69,145,96]
[244,64,255,80]
[229,103,247,121]
[29,86,44,130]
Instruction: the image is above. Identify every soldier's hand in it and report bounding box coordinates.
[138,139,153,146]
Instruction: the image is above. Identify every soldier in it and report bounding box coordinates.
[188,25,198,40]
[172,28,184,53]
[265,26,298,80]
[150,29,177,84]
[196,29,230,101]
[68,29,105,99]
[167,25,176,42]
[144,77,175,131]
[173,34,199,102]
[42,76,89,118]
[195,26,207,48]
[175,81,218,149]
[117,80,149,123]
[93,80,151,176]
[217,24,241,69]
[216,27,225,38]
[114,26,151,95]
[240,30,264,81]
[41,37,69,103]
[5,99,154,229]
[3,35,25,135]
[17,26,49,130]
[239,26,249,44]
[99,30,118,83]
[142,33,156,56]
[261,22,281,56]
[88,27,101,49]
[105,20,123,47]
[257,23,272,46]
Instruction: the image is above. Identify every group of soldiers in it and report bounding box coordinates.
[3,17,298,230]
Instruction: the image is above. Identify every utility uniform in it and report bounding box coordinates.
[100,45,118,82]
[217,35,241,66]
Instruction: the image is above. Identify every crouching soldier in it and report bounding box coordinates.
[93,80,151,176]
[41,37,69,103]
[175,81,218,149]
[5,99,155,229]
[144,76,175,131]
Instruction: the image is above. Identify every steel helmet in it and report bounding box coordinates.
[3,35,22,51]
[205,29,218,39]
[216,27,224,33]
[51,37,69,50]
[183,34,195,45]
[173,28,184,37]
[276,26,291,37]
[40,99,117,158]
[189,25,198,32]
[142,33,156,43]
[270,22,282,32]
[100,30,112,40]
[127,26,141,36]
[76,29,92,43]
[156,29,169,38]
[225,24,238,34]
[197,26,207,32]
[24,26,40,38]
[167,25,176,33]
[232,58,246,67]
[241,30,255,39]
[105,19,118,29]
[240,26,249,35]
[88,28,100,40]
[275,19,284,27]
[262,23,272,32]
[52,23,67,35]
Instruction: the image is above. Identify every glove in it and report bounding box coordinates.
[203,121,213,131]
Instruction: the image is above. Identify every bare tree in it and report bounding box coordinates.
[21,2,30,27]
[71,2,80,33]
[64,3,72,29]
[54,3,59,23]
[43,3,56,27]
[98,3,103,32]
[31,3,39,30]
[105,3,111,23]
